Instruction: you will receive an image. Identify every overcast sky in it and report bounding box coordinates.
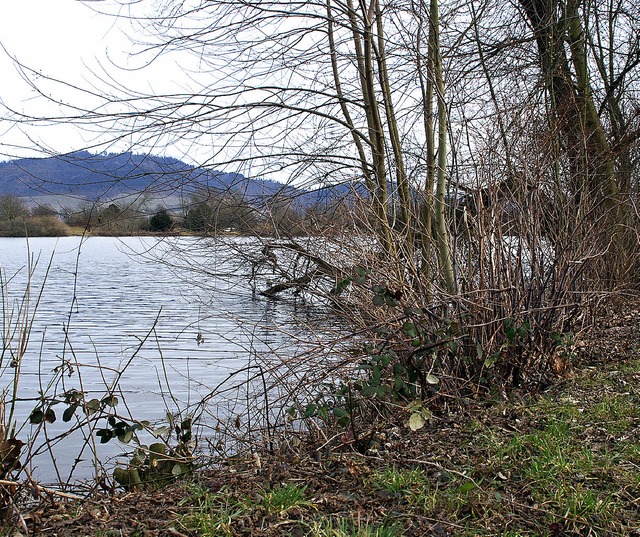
[0,0,187,161]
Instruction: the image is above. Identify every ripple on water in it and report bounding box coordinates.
[0,236,307,483]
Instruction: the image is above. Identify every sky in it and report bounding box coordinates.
[0,0,188,161]
[0,0,339,181]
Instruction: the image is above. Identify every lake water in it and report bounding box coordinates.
[0,236,314,485]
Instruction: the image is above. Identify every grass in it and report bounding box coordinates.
[307,517,401,536]
[181,485,247,536]
[368,466,428,496]
[261,483,315,515]
[366,465,481,517]
[180,482,315,536]
[463,361,639,534]
[122,354,640,535]
[354,355,639,534]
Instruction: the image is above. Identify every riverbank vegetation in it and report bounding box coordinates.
[8,301,640,535]
[1,0,639,534]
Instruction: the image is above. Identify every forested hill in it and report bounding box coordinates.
[0,151,295,202]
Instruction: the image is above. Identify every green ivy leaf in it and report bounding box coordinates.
[151,426,171,438]
[372,365,382,383]
[332,407,348,418]
[119,429,134,444]
[373,294,385,306]
[403,322,417,338]
[102,395,119,408]
[505,325,516,341]
[394,376,405,391]
[172,464,186,476]
[304,404,317,418]
[333,277,352,294]
[361,384,375,397]
[44,408,57,424]
[29,409,44,425]
[425,373,439,385]
[63,404,78,422]
[384,295,397,307]
[150,443,167,457]
[85,399,101,414]
[96,429,113,444]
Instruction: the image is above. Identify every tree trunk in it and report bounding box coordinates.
[431,0,456,294]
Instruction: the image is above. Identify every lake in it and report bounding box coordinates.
[0,236,316,485]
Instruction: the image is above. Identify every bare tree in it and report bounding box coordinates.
[0,195,28,222]
[1,0,639,390]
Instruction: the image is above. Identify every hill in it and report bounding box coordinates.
[0,151,294,204]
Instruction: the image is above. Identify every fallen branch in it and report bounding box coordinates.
[260,271,318,297]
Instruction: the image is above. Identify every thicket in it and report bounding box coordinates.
[139,0,640,462]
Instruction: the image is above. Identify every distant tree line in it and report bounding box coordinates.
[0,195,71,237]
[0,191,359,237]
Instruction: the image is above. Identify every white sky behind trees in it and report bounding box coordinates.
[0,0,359,184]
[0,0,194,162]
[3,0,636,190]
[0,0,511,184]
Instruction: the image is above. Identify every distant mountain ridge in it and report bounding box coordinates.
[0,151,364,216]
[0,151,291,201]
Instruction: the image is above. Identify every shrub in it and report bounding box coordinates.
[25,216,72,236]
[149,209,174,232]
[0,216,72,237]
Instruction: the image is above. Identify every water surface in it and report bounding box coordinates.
[0,236,302,483]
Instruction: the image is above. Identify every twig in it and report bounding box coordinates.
[0,478,84,501]
[401,457,485,490]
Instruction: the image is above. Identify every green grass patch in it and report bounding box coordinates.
[589,394,639,433]
[180,482,314,536]
[366,465,485,519]
[616,357,640,374]
[180,484,249,537]
[179,352,639,536]
[261,483,315,515]
[308,517,401,537]
[367,466,427,496]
